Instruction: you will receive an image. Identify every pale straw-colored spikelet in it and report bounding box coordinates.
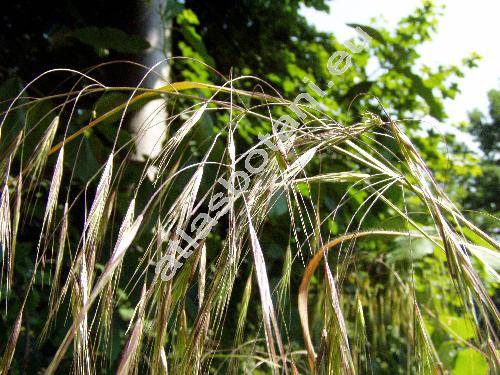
[234,268,252,350]
[78,199,142,357]
[110,200,141,265]
[33,145,65,272]
[84,153,113,250]
[0,131,23,181]
[156,103,208,182]
[0,185,11,293]
[9,174,22,290]
[26,116,59,187]
[280,146,317,183]
[117,198,135,245]
[246,214,287,373]
[116,285,147,375]
[198,243,206,309]
[0,300,24,373]
[44,209,143,374]
[76,255,91,375]
[49,202,68,312]
[414,303,443,372]
[43,147,64,237]
[69,151,113,365]
[324,261,355,374]
[162,164,204,237]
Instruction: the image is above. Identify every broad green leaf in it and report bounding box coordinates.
[71,27,150,54]
[395,66,445,120]
[441,315,475,340]
[387,237,434,262]
[453,348,488,375]
[347,23,386,45]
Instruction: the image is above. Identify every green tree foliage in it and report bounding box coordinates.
[468,90,500,161]
[464,89,500,222]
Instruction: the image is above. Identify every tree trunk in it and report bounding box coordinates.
[130,0,172,165]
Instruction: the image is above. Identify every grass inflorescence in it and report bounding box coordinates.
[0,62,498,374]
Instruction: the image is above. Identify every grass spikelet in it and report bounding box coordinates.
[0,131,23,181]
[156,102,209,181]
[316,328,328,372]
[277,245,292,309]
[280,146,317,183]
[247,214,287,374]
[299,231,428,371]
[353,297,367,372]
[0,301,24,374]
[66,152,114,373]
[193,243,209,370]
[414,304,445,374]
[43,147,64,237]
[8,174,22,290]
[26,116,59,189]
[48,202,68,313]
[0,185,11,293]
[100,209,143,290]
[116,285,147,375]
[198,243,207,309]
[231,268,253,372]
[45,210,143,374]
[84,153,113,250]
[323,261,355,374]
[76,254,91,375]
[389,122,499,338]
[117,198,136,246]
